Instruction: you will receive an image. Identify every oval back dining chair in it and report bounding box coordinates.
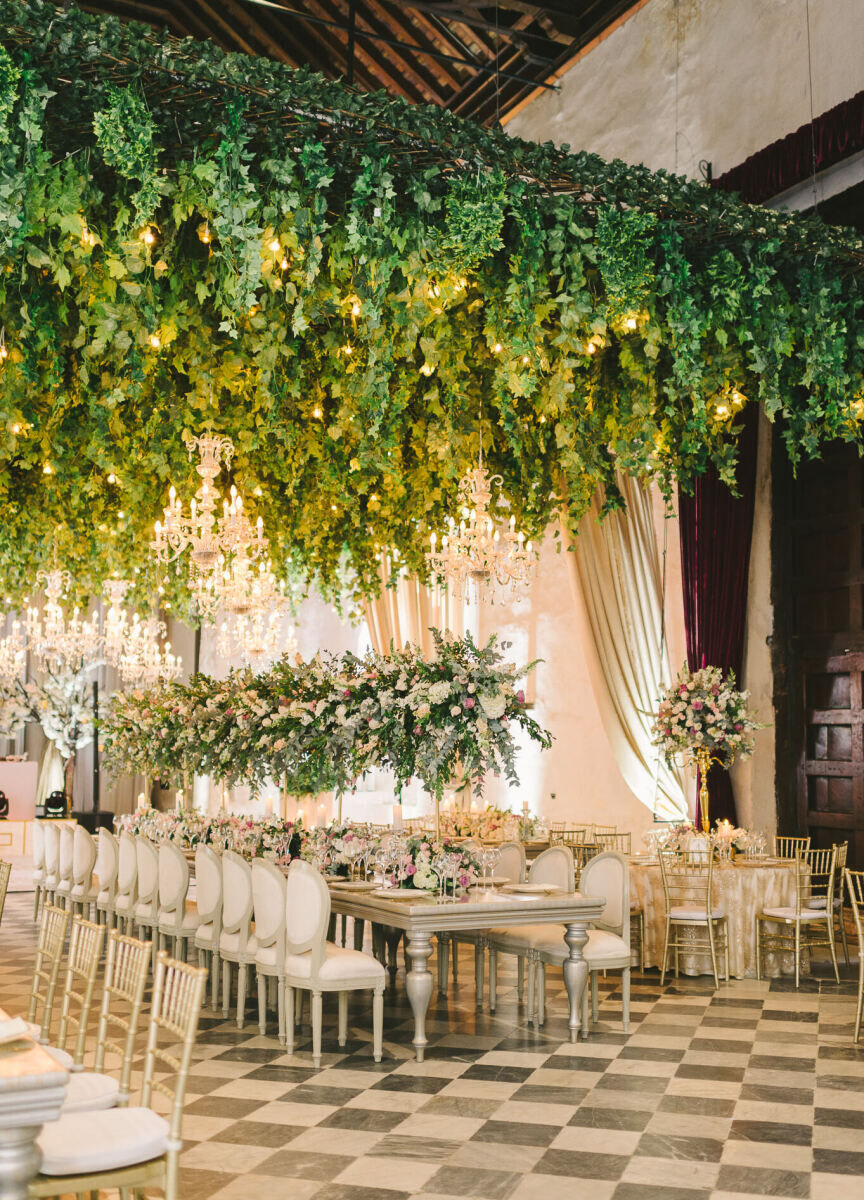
[193,844,223,1012]
[70,826,98,920]
[42,821,61,909]
[157,840,199,960]
[252,858,287,1038]
[55,823,75,910]
[114,832,138,934]
[219,850,255,1028]
[32,819,46,921]
[283,859,385,1069]
[134,836,160,974]
[532,850,631,1033]
[487,844,575,1016]
[95,828,120,931]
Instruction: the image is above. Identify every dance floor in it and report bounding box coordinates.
[2,893,864,1200]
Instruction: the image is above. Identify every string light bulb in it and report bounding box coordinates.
[199,222,212,245]
[148,332,161,350]
[140,227,156,247]
[268,237,281,254]
[624,315,638,331]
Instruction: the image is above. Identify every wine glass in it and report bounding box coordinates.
[482,846,501,889]
[431,852,451,899]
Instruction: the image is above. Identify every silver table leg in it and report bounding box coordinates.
[563,920,590,1043]
[405,930,434,1063]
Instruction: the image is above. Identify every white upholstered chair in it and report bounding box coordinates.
[94,828,120,930]
[157,840,200,960]
[193,844,223,1012]
[32,819,46,921]
[532,850,630,1033]
[252,859,287,1038]
[42,822,61,908]
[487,845,574,1018]
[283,859,385,1069]
[54,824,75,910]
[219,850,256,1028]
[444,841,527,1003]
[69,826,98,919]
[31,952,208,1200]
[134,836,160,974]
[113,832,138,933]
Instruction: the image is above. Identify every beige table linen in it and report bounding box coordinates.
[630,858,801,979]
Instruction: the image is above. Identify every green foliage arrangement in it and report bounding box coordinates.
[0,1,863,612]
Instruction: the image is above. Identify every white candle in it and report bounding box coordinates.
[265,795,274,816]
[392,803,403,830]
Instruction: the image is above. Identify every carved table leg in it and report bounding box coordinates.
[384,926,402,982]
[563,920,590,1043]
[0,1125,42,1200]
[405,930,434,1063]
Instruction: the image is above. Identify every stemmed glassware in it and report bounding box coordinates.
[480,846,501,889]
[431,852,451,899]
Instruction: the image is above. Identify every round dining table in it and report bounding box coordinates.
[629,856,802,979]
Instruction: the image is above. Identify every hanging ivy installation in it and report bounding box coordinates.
[0,0,863,615]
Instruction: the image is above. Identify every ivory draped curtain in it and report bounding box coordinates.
[363,555,464,655]
[566,475,687,822]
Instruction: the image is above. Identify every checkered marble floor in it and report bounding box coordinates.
[3,893,864,1200]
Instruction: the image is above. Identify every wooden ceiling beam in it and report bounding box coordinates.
[345,0,455,103]
[300,0,428,104]
[365,0,465,94]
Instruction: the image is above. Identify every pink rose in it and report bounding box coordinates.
[343,689,352,698]
[692,700,703,711]
[516,690,525,704]
[734,722,743,731]
[464,697,476,709]
[406,863,417,875]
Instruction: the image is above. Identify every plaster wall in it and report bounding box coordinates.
[507,0,864,182]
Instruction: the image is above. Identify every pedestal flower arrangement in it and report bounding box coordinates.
[652,664,759,833]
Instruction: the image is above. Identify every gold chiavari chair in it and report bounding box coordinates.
[844,868,864,1042]
[54,916,105,1069]
[832,842,850,965]
[659,849,729,988]
[31,952,208,1200]
[774,835,811,859]
[26,904,72,1043]
[595,832,632,854]
[0,858,11,928]
[60,929,152,1114]
[756,846,840,988]
[592,825,618,837]
[550,827,590,847]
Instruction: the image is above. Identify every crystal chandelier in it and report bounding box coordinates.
[0,619,25,684]
[426,453,536,602]
[218,610,296,668]
[150,433,267,619]
[26,568,102,670]
[215,553,287,616]
[119,613,182,687]
[103,578,132,667]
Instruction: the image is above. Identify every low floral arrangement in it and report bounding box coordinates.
[300,822,377,877]
[437,804,540,840]
[116,809,302,860]
[652,664,759,769]
[388,835,481,893]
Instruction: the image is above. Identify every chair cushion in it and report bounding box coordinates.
[219,929,253,955]
[44,874,59,889]
[255,941,280,969]
[55,880,72,894]
[807,897,828,909]
[96,888,113,905]
[61,1071,119,1114]
[71,882,98,901]
[194,921,216,948]
[160,908,200,935]
[530,927,629,966]
[37,1107,169,1175]
[487,924,565,952]
[33,869,46,884]
[761,905,827,921]
[134,901,156,922]
[44,1045,74,1071]
[669,905,724,921]
[285,943,386,983]
[114,893,134,913]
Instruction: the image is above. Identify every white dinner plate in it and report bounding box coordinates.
[327,879,377,891]
[371,887,434,901]
[501,882,562,895]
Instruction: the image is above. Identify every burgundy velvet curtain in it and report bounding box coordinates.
[712,88,864,205]
[678,409,758,826]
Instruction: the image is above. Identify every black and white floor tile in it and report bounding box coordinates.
[3,892,864,1200]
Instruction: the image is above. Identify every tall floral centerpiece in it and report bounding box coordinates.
[652,664,759,833]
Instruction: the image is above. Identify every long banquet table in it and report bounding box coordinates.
[326,886,606,1061]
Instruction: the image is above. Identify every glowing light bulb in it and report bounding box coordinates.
[313,406,322,418]
[11,423,20,434]
[269,238,281,253]
[716,404,729,418]
[624,315,637,331]
[493,342,502,353]
[420,363,434,376]
[141,227,156,246]
[148,332,161,350]
[42,462,53,475]
[107,472,116,483]
[351,302,361,316]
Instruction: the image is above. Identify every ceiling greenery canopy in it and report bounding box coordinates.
[0,0,863,614]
